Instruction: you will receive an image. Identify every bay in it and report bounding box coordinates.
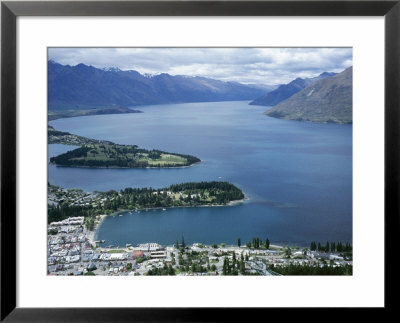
[48,101,352,246]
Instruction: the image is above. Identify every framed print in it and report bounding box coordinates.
[1,0,399,321]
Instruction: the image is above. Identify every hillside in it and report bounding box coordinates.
[249,72,336,107]
[264,67,352,124]
[48,61,266,110]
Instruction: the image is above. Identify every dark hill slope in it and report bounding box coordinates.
[249,72,336,107]
[264,67,352,124]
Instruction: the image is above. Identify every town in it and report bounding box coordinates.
[48,214,353,276]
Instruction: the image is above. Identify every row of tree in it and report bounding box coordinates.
[222,252,246,275]
[310,241,352,252]
[270,263,353,275]
[48,204,97,224]
[102,182,244,209]
[146,263,175,275]
[237,237,270,249]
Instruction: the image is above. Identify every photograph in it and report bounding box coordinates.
[47,47,353,277]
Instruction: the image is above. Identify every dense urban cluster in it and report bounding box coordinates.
[48,215,352,276]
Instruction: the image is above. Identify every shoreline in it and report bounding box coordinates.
[87,213,108,247]
[50,160,200,170]
[89,196,248,245]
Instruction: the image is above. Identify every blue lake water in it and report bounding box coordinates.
[49,101,352,246]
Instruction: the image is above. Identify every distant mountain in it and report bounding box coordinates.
[249,72,336,107]
[264,67,352,124]
[48,61,267,110]
[246,83,279,93]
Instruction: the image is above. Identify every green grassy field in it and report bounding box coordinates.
[49,127,200,168]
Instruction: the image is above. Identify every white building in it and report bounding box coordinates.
[138,243,162,251]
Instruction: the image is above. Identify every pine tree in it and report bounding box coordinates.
[237,238,241,247]
[181,235,185,249]
[222,257,228,275]
[266,238,270,249]
[240,261,245,275]
[325,242,330,253]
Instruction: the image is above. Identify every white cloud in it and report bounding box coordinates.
[48,47,352,85]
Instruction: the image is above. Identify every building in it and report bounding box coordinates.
[150,250,167,259]
[329,254,344,261]
[137,243,162,251]
[132,250,144,259]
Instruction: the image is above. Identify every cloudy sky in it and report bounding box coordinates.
[48,48,352,85]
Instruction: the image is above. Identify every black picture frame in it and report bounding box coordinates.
[1,0,399,321]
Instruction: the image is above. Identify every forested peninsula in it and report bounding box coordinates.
[48,126,200,168]
[48,181,246,225]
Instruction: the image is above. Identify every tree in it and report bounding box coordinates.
[237,238,241,247]
[240,261,245,275]
[181,235,186,249]
[84,271,95,276]
[252,238,258,249]
[222,257,228,275]
[265,238,270,249]
[168,265,175,276]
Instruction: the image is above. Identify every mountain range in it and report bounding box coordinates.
[264,67,352,124]
[249,72,336,107]
[48,61,267,110]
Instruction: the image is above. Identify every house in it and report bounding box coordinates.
[132,250,144,259]
[65,255,80,263]
[329,255,344,261]
[87,262,96,271]
[82,254,93,262]
[48,265,57,273]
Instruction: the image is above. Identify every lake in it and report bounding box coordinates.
[49,101,352,247]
